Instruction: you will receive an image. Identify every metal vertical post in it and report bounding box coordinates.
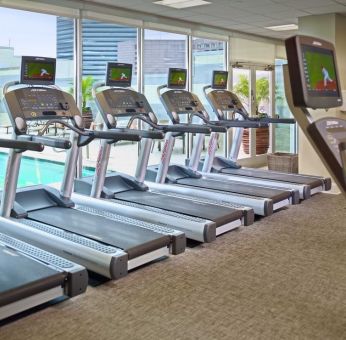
[187,35,192,159]
[75,16,83,178]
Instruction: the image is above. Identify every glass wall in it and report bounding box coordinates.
[143,29,187,165]
[191,38,226,158]
[81,19,138,175]
[275,59,296,153]
[0,4,298,178]
[0,7,75,185]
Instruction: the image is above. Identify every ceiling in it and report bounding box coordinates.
[86,0,346,39]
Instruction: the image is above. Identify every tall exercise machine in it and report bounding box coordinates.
[0,56,183,280]
[0,139,87,321]
[148,68,295,216]
[74,62,251,243]
[202,71,331,199]
[203,70,331,199]
[284,35,345,197]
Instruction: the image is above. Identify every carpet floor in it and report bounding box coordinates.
[1,193,346,340]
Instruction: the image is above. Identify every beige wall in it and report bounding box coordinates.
[296,14,346,185]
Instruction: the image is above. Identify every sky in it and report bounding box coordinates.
[0,7,56,57]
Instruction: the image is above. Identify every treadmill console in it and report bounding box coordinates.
[160,90,206,124]
[4,87,81,131]
[96,88,153,127]
[206,90,244,120]
[4,56,81,133]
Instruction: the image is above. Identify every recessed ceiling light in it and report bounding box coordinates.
[154,0,211,9]
[265,24,298,31]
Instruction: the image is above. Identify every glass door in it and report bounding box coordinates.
[231,64,275,163]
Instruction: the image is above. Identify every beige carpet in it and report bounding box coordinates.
[1,193,346,340]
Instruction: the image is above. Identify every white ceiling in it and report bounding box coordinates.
[85,0,346,39]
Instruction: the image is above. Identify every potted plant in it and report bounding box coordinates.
[233,75,270,155]
[69,76,94,129]
[80,76,94,129]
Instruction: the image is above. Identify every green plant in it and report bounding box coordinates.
[68,76,94,113]
[81,76,94,113]
[233,75,270,114]
[233,74,249,103]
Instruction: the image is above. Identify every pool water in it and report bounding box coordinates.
[0,152,94,187]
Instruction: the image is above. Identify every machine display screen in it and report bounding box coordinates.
[106,63,132,87]
[212,71,228,89]
[21,56,56,85]
[302,45,340,97]
[168,68,187,89]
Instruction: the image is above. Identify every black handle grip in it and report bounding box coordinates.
[205,124,227,133]
[0,139,44,152]
[263,118,295,124]
[90,130,141,142]
[213,120,264,128]
[160,123,211,134]
[31,136,72,150]
[117,128,164,140]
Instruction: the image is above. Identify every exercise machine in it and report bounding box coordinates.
[0,139,87,321]
[203,70,331,199]
[147,68,295,216]
[74,62,252,243]
[285,35,345,197]
[0,56,184,280]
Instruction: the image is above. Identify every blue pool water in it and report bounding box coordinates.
[0,152,94,187]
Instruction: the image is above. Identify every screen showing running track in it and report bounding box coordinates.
[302,45,339,97]
[106,63,132,87]
[168,68,187,89]
[21,57,56,85]
[212,71,228,89]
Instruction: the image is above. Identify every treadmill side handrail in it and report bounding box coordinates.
[0,139,44,152]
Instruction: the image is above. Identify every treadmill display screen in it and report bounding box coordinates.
[106,63,132,87]
[285,35,342,108]
[212,71,228,89]
[21,56,56,85]
[168,68,187,89]
[302,45,339,97]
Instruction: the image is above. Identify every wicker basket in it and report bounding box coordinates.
[267,153,298,173]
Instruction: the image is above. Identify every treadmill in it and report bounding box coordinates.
[203,70,331,200]
[0,139,87,321]
[146,68,295,217]
[0,56,183,280]
[284,35,346,197]
[74,62,252,243]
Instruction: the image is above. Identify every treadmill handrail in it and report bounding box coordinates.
[0,138,44,152]
[18,135,71,150]
[211,119,265,128]
[126,114,211,134]
[248,117,296,124]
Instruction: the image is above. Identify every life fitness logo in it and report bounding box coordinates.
[208,134,219,156]
[96,147,103,176]
[161,139,172,162]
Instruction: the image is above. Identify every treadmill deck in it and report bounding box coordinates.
[115,190,243,227]
[28,207,170,260]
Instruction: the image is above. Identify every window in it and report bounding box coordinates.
[81,19,138,175]
[274,59,296,153]
[0,7,75,185]
[143,29,188,165]
[191,37,226,158]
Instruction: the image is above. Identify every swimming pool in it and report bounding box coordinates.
[0,152,94,187]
